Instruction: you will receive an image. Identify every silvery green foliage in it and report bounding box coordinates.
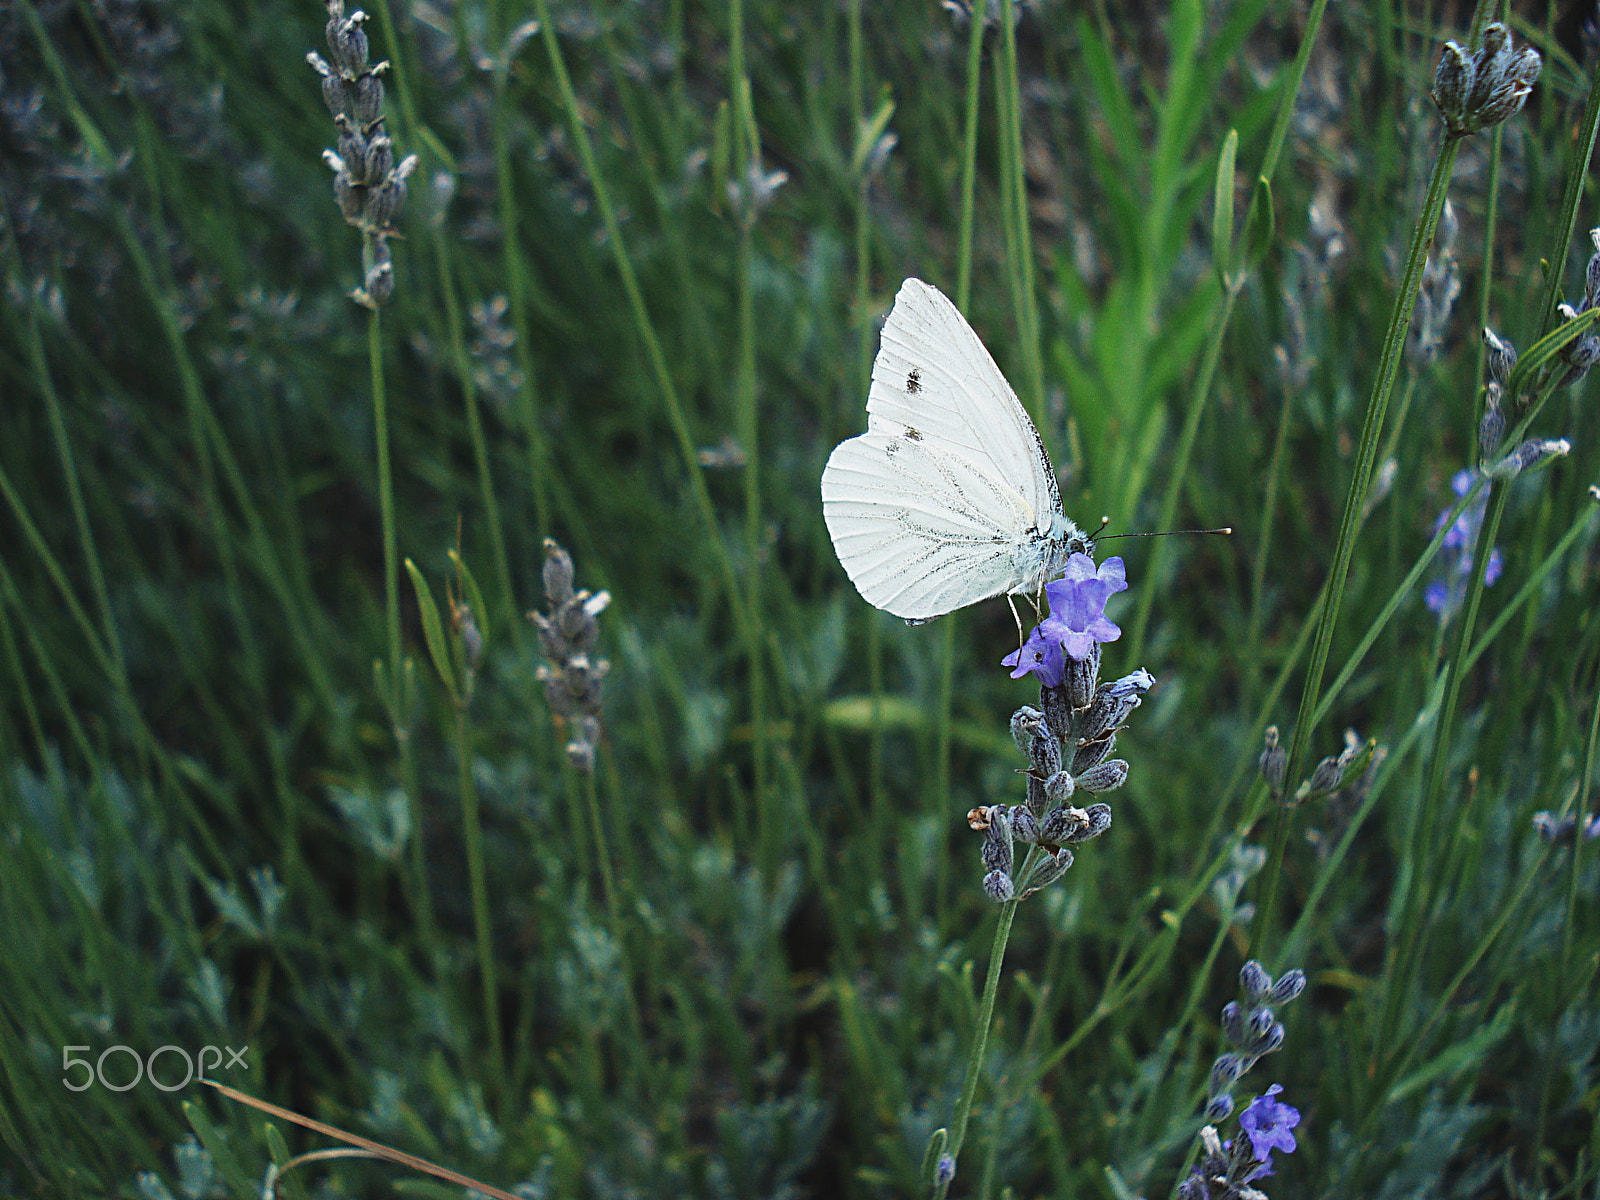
[1431,23,1541,138]
[973,644,1153,903]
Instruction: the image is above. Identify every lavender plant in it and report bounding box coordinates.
[308,0,418,307]
[1180,961,1306,1200]
[935,552,1151,1195]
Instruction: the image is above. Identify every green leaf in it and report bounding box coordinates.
[919,1127,949,1185]
[1212,128,1239,288]
[404,558,458,704]
[851,89,897,177]
[1240,175,1275,271]
[1505,306,1600,394]
[448,549,491,653]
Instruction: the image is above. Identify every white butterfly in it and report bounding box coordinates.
[821,278,1086,623]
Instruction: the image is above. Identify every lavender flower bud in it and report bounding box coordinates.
[1044,770,1075,806]
[353,68,386,125]
[1483,327,1517,384]
[1266,969,1307,1005]
[1029,723,1063,776]
[329,8,370,74]
[1039,806,1089,844]
[1209,1053,1244,1093]
[1432,41,1473,127]
[934,1155,956,1186]
[1074,759,1128,793]
[1204,1093,1235,1122]
[1251,1021,1286,1058]
[982,828,1013,876]
[1080,669,1155,740]
[1020,846,1073,896]
[1239,960,1272,1004]
[1562,335,1600,388]
[360,258,393,306]
[983,870,1015,902]
[1220,1000,1245,1045]
[1027,773,1047,817]
[1042,685,1074,742]
[1479,383,1505,456]
[362,135,395,188]
[1072,733,1116,775]
[1259,727,1287,798]
[1062,643,1101,709]
[1533,810,1576,843]
[1246,1006,1277,1040]
[1011,707,1044,757]
[1490,437,1571,478]
[1009,806,1040,844]
[332,168,363,224]
[1078,802,1112,840]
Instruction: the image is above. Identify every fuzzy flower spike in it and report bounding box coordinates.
[977,552,1148,903]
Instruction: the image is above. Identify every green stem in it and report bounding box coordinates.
[1265,132,1462,943]
[455,703,503,1094]
[931,898,1018,1199]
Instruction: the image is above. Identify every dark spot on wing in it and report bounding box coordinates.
[906,368,922,394]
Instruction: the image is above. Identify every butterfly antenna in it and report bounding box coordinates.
[1097,526,1234,540]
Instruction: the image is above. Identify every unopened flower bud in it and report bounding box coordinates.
[1072,733,1116,775]
[1039,805,1089,844]
[983,870,1015,902]
[1479,383,1505,456]
[1432,40,1473,127]
[1062,643,1100,708]
[1074,759,1128,794]
[1220,1000,1245,1045]
[1078,802,1112,840]
[1240,960,1272,1003]
[1490,437,1571,478]
[1267,969,1307,1005]
[1204,1093,1234,1122]
[1044,770,1075,805]
[982,828,1013,876]
[1209,1053,1244,1093]
[1483,327,1517,384]
[353,68,386,125]
[1248,1021,1285,1058]
[1011,707,1044,757]
[1009,806,1040,844]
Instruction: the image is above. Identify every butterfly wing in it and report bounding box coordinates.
[863,278,1062,526]
[821,278,1072,621]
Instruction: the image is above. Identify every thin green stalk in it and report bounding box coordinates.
[533,2,760,762]
[1382,478,1512,1046]
[369,311,403,730]
[454,702,503,1096]
[997,0,1042,414]
[931,898,1018,1200]
[1132,0,1331,659]
[727,0,773,875]
[489,61,552,541]
[1265,131,1462,944]
[436,236,515,619]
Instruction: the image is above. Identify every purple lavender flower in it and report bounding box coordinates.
[1238,1084,1300,1178]
[1041,554,1127,660]
[1002,624,1066,688]
[1424,469,1503,619]
[1001,554,1128,680]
